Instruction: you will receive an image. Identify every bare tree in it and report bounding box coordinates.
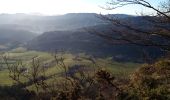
[2,52,122,99]
[92,0,170,51]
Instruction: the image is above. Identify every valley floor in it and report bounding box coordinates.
[0,48,140,86]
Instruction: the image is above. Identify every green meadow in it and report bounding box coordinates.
[0,47,141,86]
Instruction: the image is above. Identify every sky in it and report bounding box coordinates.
[0,0,164,15]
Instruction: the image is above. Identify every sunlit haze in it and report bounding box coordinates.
[0,0,163,15]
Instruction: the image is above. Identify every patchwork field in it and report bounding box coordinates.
[0,47,141,86]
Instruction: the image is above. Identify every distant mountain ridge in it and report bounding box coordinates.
[0,13,132,33]
[27,27,164,62]
[0,13,165,61]
[0,28,37,50]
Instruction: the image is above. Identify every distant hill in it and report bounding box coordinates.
[27,28,164,62]
[0,13,165,61]
[0,28,37,50]
[0,13,132,33]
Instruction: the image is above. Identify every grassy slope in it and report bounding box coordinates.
[0,48,141,86]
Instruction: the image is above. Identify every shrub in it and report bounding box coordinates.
[122,59,170,100]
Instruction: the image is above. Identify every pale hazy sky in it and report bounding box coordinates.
[0,0,163,15]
